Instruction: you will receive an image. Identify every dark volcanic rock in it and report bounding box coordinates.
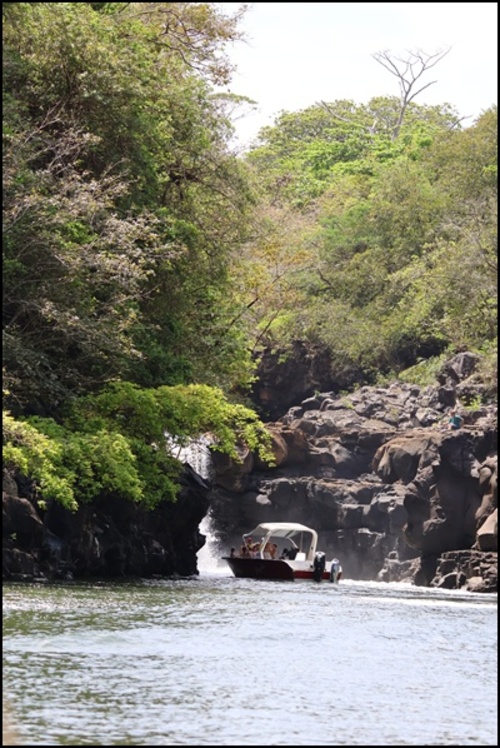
[3,465,210,582]
[251,341,346,420]
[208,379,497,592]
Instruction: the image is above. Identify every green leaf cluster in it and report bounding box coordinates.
[4,382,274,510]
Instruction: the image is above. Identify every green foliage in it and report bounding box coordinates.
[69,381,274,462]
[3,412,79,510]
[396,352,451,388]
[459,394,483,411]
[3,380,274,511]
[475,339,498,399]
[244,99,497,380]
[3,1,257,414]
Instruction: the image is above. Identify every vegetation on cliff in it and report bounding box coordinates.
[2,3,497,513]
[3,382,273,510]
[241,101,497,385]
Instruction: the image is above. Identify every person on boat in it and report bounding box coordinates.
[250,542,260,558]
[230,547,236,558]
[243,536,260,558]
[264,542,278,559]
[240,541,250,557]
[313,551,326,582]
[280,546,298,560]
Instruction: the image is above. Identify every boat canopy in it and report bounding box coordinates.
[243,522,317,540]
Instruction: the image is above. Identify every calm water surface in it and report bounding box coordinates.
[3,548,497,746]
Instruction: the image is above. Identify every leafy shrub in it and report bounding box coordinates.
[3,412,78,510]
[396,352,450,387]
[3,382,274,511]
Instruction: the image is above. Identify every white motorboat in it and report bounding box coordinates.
[222,522,343,582]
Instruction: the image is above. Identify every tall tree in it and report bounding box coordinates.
[242,98,496,380]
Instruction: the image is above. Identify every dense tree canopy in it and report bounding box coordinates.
[242,101,497,381]
[3,1,270,509]
[3,1,255,414]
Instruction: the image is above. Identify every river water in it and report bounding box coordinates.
[2,537,497,747]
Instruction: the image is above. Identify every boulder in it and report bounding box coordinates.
[476,509,498,552]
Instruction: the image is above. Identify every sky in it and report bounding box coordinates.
[216,2,498,149]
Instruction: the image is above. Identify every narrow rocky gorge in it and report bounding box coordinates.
[3,351,497,592]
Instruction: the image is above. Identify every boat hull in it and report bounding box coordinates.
[222,557,331,581]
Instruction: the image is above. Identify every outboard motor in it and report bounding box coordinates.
[313,551,326,582]
[330,558,342,583]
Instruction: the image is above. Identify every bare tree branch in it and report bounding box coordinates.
[372,47,451,139]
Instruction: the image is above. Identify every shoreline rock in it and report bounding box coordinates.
[3,464,210,583]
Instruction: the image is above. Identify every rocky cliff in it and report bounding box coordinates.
[3,464,209,582]
[208,352,497,593]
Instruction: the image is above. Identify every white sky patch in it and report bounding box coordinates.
[216,2,498,148]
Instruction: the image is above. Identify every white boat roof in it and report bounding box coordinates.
[243,522,318,540]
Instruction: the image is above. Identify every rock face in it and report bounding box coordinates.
[3,465,210,582]
[251,340,350,420]
[208,364,498,593]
